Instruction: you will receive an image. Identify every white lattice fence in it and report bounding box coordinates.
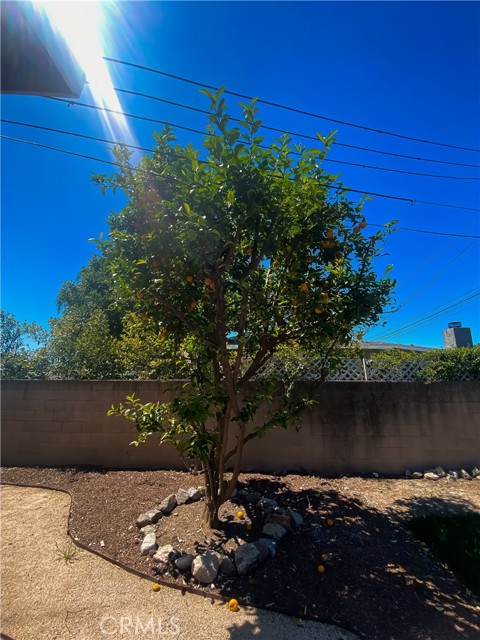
[255,357,425,381]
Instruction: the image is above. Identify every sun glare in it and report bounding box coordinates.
[36,0,133,144]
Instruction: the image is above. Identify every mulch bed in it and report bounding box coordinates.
[1,466,480,640]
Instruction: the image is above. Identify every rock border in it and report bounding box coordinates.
[135,486,304,585]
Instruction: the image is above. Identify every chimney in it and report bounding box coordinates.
[443,322,473,348]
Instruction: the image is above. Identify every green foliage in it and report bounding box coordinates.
[370,346,480,381]
[0,310,49,379]
[408,513,480,597]
[97,89,395,524]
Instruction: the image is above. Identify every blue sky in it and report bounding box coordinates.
[2,1,479,348]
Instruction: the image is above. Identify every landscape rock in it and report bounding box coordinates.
[258,537,277,558]
[238,490,261,506]
[235,543,260,575]
[219,557,237,577]
[257,497,277,512]
[412,472,423,479]
[288,509,304,529]
[191,552,221,584]
[447,470,459,479]
[460,469,472,480]
[433,466,446,478]
[136,513,155,528]
[140,524,156,536]
[175,488,191,505]
[153,544,178,564]
[174,553,194,572]
[253,540,270,563]
[424,472,439,481]
[186,486,203,503]
[265,510,293,532]
[140,532,157,556]
[261,522,287,540]
[159,494,177,514]
[471,467,480,478]
[404,469,412,478]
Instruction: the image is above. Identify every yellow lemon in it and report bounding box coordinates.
[326,230,335,239]
[237,511,245,520]
[359,220,367,229]
[185,274,193,283]
[299,283,309,293]
[314,307,323,315]
[228,598,239,612]
[152,583,161,592]
[326,518,335,527]
[317,564,326,573]
[204,277,212,286]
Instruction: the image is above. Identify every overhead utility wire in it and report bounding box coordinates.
[108,85,480,170]
[370,288,480,338]
[367,224,480,239]
[7,116,477,183]
[45,100,480,212]
[371,292,480,341]
[3,133,480,220]
[103,57,480,154]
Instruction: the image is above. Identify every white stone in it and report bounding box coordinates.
[471,467,480,478]
[412,472,423,479]
[191,552,221,584]
[153,544,177,564]
[159,494,177,514]
[460,469,472,480]
[140,532,157,556]
[424,472,439,481]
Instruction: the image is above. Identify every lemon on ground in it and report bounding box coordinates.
[317,564,326,573]
[152,583,161,592]
[228,599,239,612]
[326,518,335,526]
[237,510,245,520]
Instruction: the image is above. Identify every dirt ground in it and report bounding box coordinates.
[1,466,479,640]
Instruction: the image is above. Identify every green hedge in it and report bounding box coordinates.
[370,345,480,382]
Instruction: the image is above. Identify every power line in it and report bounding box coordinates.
[369,290,480,341]
[3,133,480,217]
[103,56,480,154]
[6,116,478,183]
[367,224,480,239]
[108,84,480,170]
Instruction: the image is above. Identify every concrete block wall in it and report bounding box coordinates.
[1,380,479,473]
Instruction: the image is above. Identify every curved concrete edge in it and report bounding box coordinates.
[1,483,360,640]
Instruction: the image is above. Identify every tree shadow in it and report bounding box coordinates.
[208,478,480,640]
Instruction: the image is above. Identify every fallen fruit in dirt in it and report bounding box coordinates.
[317,564,326,573]
[228,598,239,612]
[326,518,335,527]
[237,511,245,520]
[152,583,161,592]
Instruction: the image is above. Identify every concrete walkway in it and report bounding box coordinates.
[0,485,359,640]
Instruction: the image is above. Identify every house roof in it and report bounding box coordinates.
[359,341,433,353]
[1,1,85,97]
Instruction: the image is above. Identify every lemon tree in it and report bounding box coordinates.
[94,89,395,527]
